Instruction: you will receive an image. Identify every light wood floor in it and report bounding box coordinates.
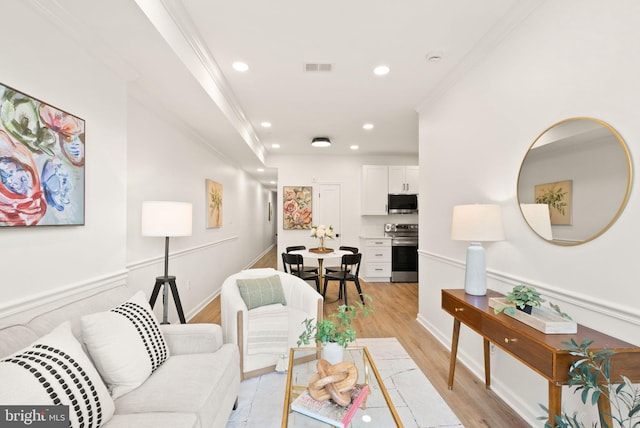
[191,247,529,428]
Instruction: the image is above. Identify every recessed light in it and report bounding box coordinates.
[270,181,276,184]
[271,143,280,149]
[261,121,272,128]
[311,137,331,148]
[232,61,249,72]
[373,65,390,76]
[350,145,359,150]
[363,123,374,130]
[257,168,264,172]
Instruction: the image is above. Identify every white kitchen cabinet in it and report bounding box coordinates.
[360,237,391,282]
[388,165,419,194]
[361,165,388,215]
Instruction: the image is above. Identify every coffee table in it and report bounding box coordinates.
[281,346,403,427]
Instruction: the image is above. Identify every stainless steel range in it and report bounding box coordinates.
[384,223,418,282]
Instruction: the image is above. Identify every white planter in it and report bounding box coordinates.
[322,342,344,364]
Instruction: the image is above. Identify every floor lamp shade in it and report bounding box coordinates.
[141,201,193,237]
[451,204,504,296]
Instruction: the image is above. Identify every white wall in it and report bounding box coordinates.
[126,96,276,321]
[0,1,128,316]
[418,1,640,425]
[0,2,276,323]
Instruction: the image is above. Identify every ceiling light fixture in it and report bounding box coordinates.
[257,168,264,172]
[311,137,331,148]
[363,123,374,130]
[271,143,280,149]
[232,61,249,72]
[261,121,272,128]
[350,145,359,150]
[373,65,390,76]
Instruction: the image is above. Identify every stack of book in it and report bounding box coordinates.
[291,384,370,427]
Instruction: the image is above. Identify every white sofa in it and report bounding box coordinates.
[0,285,240,428]
[221,268,323,379]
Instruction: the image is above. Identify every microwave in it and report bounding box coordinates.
[388,194,418,214]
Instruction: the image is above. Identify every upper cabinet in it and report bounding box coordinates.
[388,166,419,194]
[361,165,389,215]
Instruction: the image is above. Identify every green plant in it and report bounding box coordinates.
[539,338,640,428]
[494,284,544,315]
[297,297,373,348]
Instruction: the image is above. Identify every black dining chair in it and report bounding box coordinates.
[324,246,359,275]
[282,252,320,292]
[285,245,319,274]
[323,253,365,306]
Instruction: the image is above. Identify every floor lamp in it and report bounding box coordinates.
[451,204,504,296]
[142,201,193,324]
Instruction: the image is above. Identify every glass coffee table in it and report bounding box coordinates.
[281,346,403,427]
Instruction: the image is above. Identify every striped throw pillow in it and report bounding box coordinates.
[81,291,169,399]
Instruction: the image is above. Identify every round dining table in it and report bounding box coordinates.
[289,248,350,293]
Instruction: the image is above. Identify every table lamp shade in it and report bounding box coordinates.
[520,203,552,240]
[141,201,193,237]
[451,204,504,242]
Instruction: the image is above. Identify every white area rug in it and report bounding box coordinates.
[226,337,463,427]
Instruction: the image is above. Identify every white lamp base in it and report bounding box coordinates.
[464,242,487,296]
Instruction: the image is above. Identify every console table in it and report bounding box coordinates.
[442,288,640,425]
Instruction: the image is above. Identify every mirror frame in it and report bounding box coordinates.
[517,117,632,246]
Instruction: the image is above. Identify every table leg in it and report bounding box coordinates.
[549,382,562,425]
[483,338,491,389]
[597,392,613,428]
[448,319,461,389]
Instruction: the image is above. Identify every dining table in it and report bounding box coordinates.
[289,248,350,293]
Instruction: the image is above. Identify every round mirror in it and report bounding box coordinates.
[517,117,632,245]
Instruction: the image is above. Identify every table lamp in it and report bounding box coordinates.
[141,201,193,324]
[451,204,504,296]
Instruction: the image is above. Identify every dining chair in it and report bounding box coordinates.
[322,253,364,306]
[282,252,320,292]
[324,246,359,275]
[285,245,318,274]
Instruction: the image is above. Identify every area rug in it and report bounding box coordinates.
[226,337,463,427]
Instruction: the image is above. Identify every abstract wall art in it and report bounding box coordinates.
[0,83,85,226]
[283,186,312,230]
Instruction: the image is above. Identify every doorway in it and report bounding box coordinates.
[316,184,341,247]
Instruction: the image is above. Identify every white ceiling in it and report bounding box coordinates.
[28,0,541,189]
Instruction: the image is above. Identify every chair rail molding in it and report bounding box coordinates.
[419,249,640,327]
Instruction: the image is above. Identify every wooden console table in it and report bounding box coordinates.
[442,289,640,425]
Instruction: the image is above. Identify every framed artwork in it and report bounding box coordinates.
[534,180,572,225]
[0,82,85,226]
[206,179,222,228]
[283,186,312,230]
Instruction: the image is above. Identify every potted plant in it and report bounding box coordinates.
[494,284,544,315]
[540,338,640,427]
[297,297,373,364]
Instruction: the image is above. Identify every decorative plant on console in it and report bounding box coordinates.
[297,297,373,363]
[494,284,544,315]
[540,338,640,428]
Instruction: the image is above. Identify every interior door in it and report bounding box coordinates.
[317,184,341,248]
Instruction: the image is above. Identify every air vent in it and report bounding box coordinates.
[304,63,333,72]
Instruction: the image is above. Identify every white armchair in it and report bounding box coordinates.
[221,268,323,379]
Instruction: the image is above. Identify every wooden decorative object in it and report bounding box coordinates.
[307,359,358,406]
[488,297,577,334]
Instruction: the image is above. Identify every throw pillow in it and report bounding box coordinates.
[236,275,287,310]
[81,291,169,399]
[0,321,115,428]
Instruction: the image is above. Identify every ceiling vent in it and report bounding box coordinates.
[304,63,333,72]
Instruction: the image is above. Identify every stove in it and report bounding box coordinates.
[384,224,418,282]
